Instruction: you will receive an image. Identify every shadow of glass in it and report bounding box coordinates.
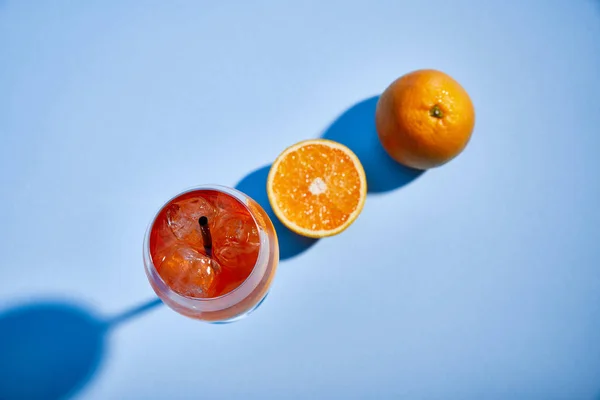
[0,298,162,400]
[236,165,319,261]
[321,96,424,193]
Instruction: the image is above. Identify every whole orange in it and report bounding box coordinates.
[375,69,475,170]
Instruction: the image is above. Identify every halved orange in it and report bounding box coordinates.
[267,139,367,238]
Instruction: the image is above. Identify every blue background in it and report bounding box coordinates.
[1,1,600,399]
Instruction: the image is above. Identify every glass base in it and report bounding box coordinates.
[210,291,269,325]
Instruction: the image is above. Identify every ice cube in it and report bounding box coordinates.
[166,197,216,247]
[213,192,244,213]
[157,244,221,298]
[150,218,179,267]
[213,212,260,268]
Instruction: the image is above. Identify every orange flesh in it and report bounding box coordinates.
[270,143,363,232]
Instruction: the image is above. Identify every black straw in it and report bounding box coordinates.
[199,216,213,256]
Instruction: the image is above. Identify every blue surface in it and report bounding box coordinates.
[1,1,600,399]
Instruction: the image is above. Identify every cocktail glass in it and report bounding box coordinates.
[143,185,279,323]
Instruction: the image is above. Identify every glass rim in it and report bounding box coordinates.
[143,184,272,306]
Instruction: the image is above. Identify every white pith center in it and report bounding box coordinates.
[309,177,327,195]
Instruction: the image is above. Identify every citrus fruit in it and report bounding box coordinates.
[267,139,367,238]
[375,69,475,170]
